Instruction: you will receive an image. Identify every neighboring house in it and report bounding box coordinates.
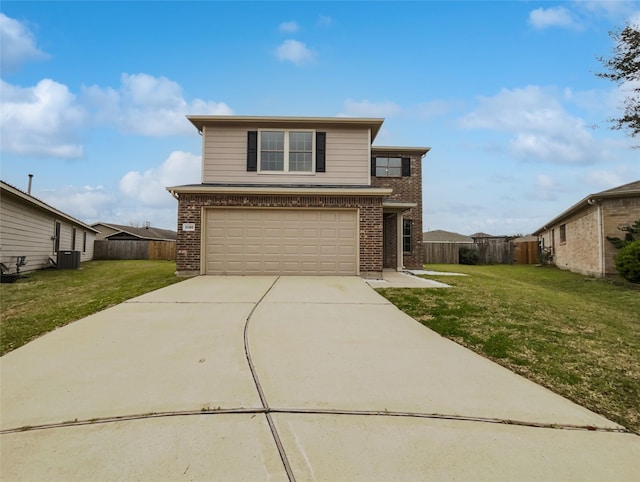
[0,180,98,274]
[92,222,177,241]
[423,230,473,243]
[532,180,640,277]
[167,116,430,278]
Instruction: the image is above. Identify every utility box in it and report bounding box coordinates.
[57,250,81,269]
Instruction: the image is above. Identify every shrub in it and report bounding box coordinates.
[459,246,479,265]
[615,240,640,283]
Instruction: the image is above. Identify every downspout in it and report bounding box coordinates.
[588,198,604,276]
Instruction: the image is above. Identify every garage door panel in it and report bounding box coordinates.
[205,208,357,275]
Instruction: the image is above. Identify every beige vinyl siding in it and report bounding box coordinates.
[202,126,370,185]
[0,194,94,273]
[93,223,120,240]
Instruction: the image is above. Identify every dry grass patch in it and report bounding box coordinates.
[377,264,640,433]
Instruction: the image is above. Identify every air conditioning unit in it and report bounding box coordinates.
[57,250,81,269]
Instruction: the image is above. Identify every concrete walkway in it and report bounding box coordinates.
[1,276,638,481]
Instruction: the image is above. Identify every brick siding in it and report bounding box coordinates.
[176,193,384,277]
[539,196,640,277]
[371,152,424,269]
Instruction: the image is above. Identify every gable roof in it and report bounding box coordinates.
[92,222,177,241]
[532,180,640,235]
[186,115,385,142]
[0,180,98,232]
[423,229,473,243]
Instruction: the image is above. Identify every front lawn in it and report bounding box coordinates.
[0,260,183,355]
[377,264,640,434]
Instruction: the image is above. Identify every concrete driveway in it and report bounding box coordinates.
[1,276,638,481]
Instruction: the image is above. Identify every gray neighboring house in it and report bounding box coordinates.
[423,230,473,243]
[92,222,177,241]
[0,180,98,274]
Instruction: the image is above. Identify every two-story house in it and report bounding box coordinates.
[167,116,429,278]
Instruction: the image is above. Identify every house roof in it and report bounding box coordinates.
[167,184,392,197]
[532,180,640,235]
[186,115,385,142]
[371,146,431,156]
[0,180,99,233]
[92,222,177,241]
[470,232,493,238]
[423,230,473,243]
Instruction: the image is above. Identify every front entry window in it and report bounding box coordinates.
[403,219,412,252]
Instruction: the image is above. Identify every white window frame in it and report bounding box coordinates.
[257,129,315,174]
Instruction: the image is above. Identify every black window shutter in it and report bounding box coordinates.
[316,132,326,172]
[371,157,377,177]
[401,157,411,177]
[247,131,258,172]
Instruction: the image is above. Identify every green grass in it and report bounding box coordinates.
[0,260,183,355]
[377,264,640,434]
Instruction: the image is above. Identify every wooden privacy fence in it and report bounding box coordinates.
[94,240,176,261]
[423,240,524,265]
[513,241,539,265]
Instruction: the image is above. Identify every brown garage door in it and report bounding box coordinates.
[204,208,358,275]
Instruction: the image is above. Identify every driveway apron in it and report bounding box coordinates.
[1,276,638,481]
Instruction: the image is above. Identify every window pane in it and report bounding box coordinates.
[290,132,312,151]
[388,167,402,177]
[261,151,284,171]
[388,157,402,167]
[289,132,312,172]
[375,157,388,168]
[261,131,284,171]
[261,131,284,150]
[290,152,312,172]
[376,167,388,177]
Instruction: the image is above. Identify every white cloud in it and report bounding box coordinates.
[0,78,85,158]
[582,167,635,190]
[0,13,48,73]
[339,99,403,117]
[576,1,639,22]
[38,185,115,222]
[83,73,232,136]
[120,151,201,207]
[531,174,564,201]
[528,6,580,29]
[275,39,314,65]
[459,86,603,164]
[278,21,299,33]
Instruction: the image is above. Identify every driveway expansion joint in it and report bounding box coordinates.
[243,276,297,482]
[2,407,630,436]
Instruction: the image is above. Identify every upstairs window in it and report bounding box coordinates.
[376,157,402,177]
[372,157,411,177]
[259,130,314,173]
[559,224,566,244]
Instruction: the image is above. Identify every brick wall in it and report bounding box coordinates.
[602,197,640,275]
[176,193,384,277]
[547,205,601,276]
[371,152,423,269]
[539,195,640,277]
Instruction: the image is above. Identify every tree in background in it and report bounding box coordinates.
[597,24,640,141]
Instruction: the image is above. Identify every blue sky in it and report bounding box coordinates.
[1,1,639,234]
